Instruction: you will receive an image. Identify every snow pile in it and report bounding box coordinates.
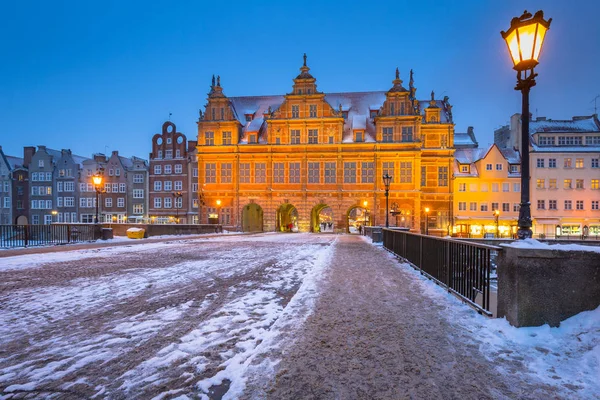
[502,238,600,253]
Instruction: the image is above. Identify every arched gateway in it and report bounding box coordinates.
[311,204,334,233]
[347,206,368,234]
[277,203,298,232]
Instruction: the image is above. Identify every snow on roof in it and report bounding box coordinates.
[246,117,265,132]
[351,115,367,130]
[454,148,487,164]
[453,132,478,148]
[499,148,521,164]
[5,156,23,169]
[530,116,600,134]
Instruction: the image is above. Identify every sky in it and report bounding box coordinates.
[1,0,599,159]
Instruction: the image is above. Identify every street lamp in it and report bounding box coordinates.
[493,209,500,238]
[216,199,221,224]
[51,210,58,223]
[363,200,368,232]
[382,173,392,228]
[92,173,104,224]
[424,207,430,235]
[501,10,551,239]
[172,191,183,224]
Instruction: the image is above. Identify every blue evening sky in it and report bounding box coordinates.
[1,0,599,159]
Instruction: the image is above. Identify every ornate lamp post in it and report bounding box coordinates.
[493,209,500,238]
[382,173,392,228]
[92,173,104,224]
[501,10,551,239]
[216,199,222,224]
[172,191,183,224]
[363,200,368,231]
[424,207,430,236]
[51,210,58,223]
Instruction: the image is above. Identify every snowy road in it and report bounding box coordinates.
[0,234,335,399]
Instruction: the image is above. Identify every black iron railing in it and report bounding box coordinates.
[383,229,501,315]
[0,224,97,248]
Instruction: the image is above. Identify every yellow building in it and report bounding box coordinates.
[453,144,521,238]
[196,56,455,233]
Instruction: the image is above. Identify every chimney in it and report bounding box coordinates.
[23,146,36,167]
[187,140,198,152]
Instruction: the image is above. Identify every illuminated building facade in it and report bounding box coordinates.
[196,56,455,233]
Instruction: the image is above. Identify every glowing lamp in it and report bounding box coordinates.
[501,10,551,72]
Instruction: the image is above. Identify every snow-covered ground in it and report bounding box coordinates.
[0,234,335,399]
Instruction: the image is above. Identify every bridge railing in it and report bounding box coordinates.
[0,224,97,248]
[383,229,501,316]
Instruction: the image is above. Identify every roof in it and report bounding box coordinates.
[499,148,521,164]
[530,116,600,134]
[454,148,488,164]
[6,156,24,169]
[453,132,478,148]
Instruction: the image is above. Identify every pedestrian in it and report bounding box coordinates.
[358,225,362,234]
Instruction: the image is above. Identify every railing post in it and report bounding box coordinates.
[419,235,423,273]
[446,241,451,291]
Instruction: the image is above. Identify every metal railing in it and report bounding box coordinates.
[383,229,501,316]
[0,224,97,248]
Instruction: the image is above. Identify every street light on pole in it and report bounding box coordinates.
[172,191,183,224]
[382,173,392,228]
[216,199,222,224]
[424,207,430,236]
[494,209,500,238]
[501,10,551,239]
[92,173,104,224]
[363,200,368,231]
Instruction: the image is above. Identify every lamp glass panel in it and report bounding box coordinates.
[505,29,520,65]
[517,23,538,62]
[533,24,547,61]
[92,176,102,185]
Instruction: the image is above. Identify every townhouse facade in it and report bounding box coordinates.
[196,56,455,233]
[0,147,15,224]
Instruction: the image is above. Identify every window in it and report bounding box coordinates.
[480,203,488,212]
[564,200,572,210]
[248,134,257,144]
[192,199,199,208]
[401,127,413,142]
[502,183,509,192]
[223,131,232,145]
[576,179,584,189]
[382,162,394,179]
[255,163,266,183]
[164,165,172,174]
[32,172,38,181]
[291,130,300,144]
[564,179,572,189]
[486,164,492,171]
[112,183,118,193]
[536,179,545,189]
[309,104,317,117]
[480,183,488,192]
[549,179,557,189]
[536,159,544,168]
[157,150,162,159]
[108,169,114,176]
[564,158,572,168]
[576,200,584,210]
[57,182,64,192]
[133,189,144,198]
[491,202,499,211]
[192,183,198,192]
[119,183,126,193]
[134,174,143,183]
[174,181,182,190]
[155,181,164,191]
[576,158,584,169]
[344,162,356,183]
[175,164,182,174]
[274,163,285,184]
[164,197,172,208]
[45,172,51,181]
[537,200,545,209]
[538,136,555,146]
[438,166,448,187]
[154,165,162,174]
[105,198,112,207]
[117,198,125,208]
[510,165,518,173]
[458,183,466,192]
[592,158,599,168]
[361,162,374,183]
[176,149,181,158]
[502,203,510,212]
[549,158,557,168]
[421,166,426,187]
[154,198,162,208]
[592,179,599,190]
[586,136,600,145]
[133,204,143,214]
[458,202,466,211]
[592,200,599,210]
[291,105,299,118]
[239,163,250,183]
[461,165,470,173]
[469,183,478,192]
[203,163,216,183]
[355,131,363,142]
[80,183,86,192]
[221,163,232,183]
[205,131,214,146]
[289,163,300,183]
[549,200,557,210]
[492,183,499,192]
[308,162,320,183]
[38,160,44,167]
[495,163,503,171]
[325,162,336,184]
[469,202,477,211]
[57,197,63,207]
[115,168,121,176]
[382,127,393,143]
[513,203,520,212]
[308,129,318,144]
[558,136,582,146]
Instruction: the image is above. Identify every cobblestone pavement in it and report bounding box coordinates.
[242,235,567,400]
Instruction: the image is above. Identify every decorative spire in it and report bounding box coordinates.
[388,68,407,92]
[217,75,221,87]
[303,53,307,67]
[431,90,435,101]
[409,69,414,88]
[429,90,438,108]
[211,75,215,87]
[208,74,225,98]
[395,67,399,80]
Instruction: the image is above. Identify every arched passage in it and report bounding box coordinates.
[242,203,263,232]
[277,203,298,232]
[347,206,368,234]
[16,215,28,225]
[311,204,334,233]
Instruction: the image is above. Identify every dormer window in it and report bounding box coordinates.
[249,134,257,144]
[245,114,253,122]
[355,131,364,142]
[461,165,469,173]
[342,111,348,120]
[370,110,378,118]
